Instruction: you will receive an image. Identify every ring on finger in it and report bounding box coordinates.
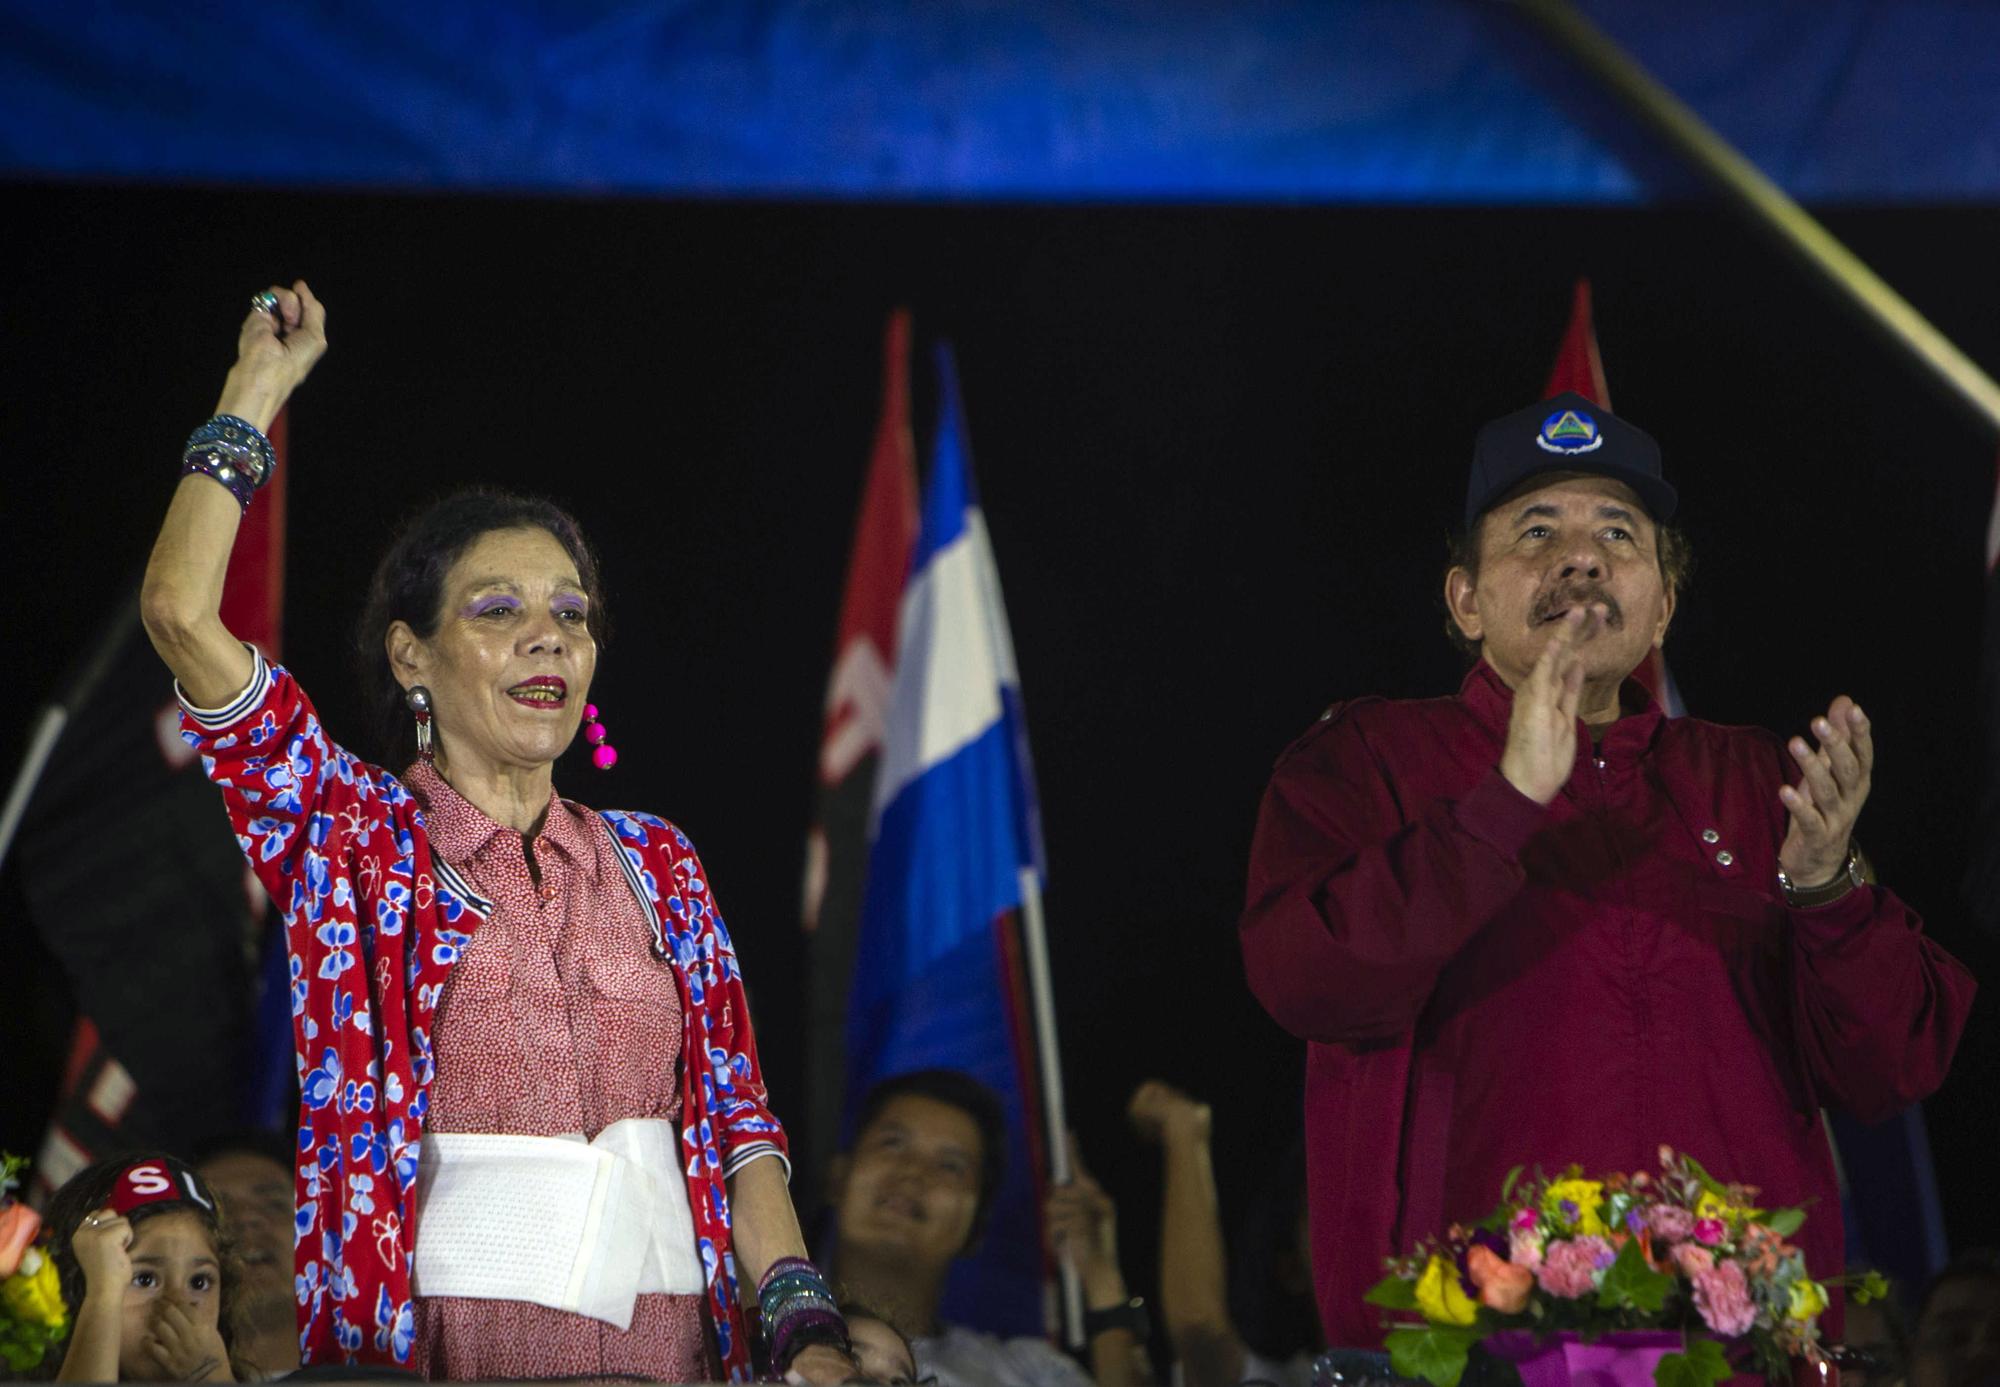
[251,290,280,315]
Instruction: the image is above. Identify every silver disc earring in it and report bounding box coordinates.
[407,685,434,761]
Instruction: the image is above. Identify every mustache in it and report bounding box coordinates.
[1530,583,1623,628]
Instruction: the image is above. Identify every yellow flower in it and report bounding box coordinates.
[1542,1179,1609,1237]
[1414,1254,1480,1326]
[1787,1279,1829,1323]
[0,1248,67,1331]
[1695,1191,1742,1228]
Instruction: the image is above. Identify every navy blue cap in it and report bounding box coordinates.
[1464,392,1676,530]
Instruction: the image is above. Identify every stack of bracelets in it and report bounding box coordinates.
[181,414,277,511]
[758,1256,851,1374]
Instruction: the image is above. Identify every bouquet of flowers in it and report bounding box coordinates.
[1365,1148,1884,1387]
[0,1153,69,1373]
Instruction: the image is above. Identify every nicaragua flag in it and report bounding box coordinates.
[846,342,1049,1335]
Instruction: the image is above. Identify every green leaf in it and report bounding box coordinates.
[1763,1207,1805,1238]
[1500,1165,1525,1202]
[1851,1270,1890,1305]
[1680,1154,1730,1200]
[1653,1340,1732,1387]
[1597,1238,1674,1314]
[1366,1275,1420,1311]
[1385,1325,1483,1387]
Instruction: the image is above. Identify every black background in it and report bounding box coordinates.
[3,183,1995,1299]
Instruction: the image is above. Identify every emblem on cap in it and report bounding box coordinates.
[1536,408,1604,455]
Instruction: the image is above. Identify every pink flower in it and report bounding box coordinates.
[1646,1205,1695,1242]
[1509,1227,1544,1271]
[1672,1244,1715,1277]
[1536,1238,1609,1299]
[1693,1261,1757,1338]
[1512,1208,1541,1233]
[1693,1218,1728,1246]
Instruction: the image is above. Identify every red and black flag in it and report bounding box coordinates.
[799,312,920,1185]
[9,415,289,1201]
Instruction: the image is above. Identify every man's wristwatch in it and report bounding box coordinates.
[1777,842,1864,908]
[1083,1296,1151,1342]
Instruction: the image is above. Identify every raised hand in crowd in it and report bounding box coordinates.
[57,1207,135,1383]
[1129,1082,1241,1387]
[1047,1134,1150,1387]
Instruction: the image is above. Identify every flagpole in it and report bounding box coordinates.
[1512,0,2000,436]
[1017,865,1084,1348]
[0,590,140,874]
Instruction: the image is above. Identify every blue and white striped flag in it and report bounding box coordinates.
[845,342,1050,1335]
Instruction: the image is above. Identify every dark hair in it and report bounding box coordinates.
[1915,1248,2000,1327]
[354,489,607,767]
[851,1070,1008,1243]
[1227,1133,1322,1362]
[1440,506,1693,658]
[42,1152,247,1379]
[190,1128,295,1172]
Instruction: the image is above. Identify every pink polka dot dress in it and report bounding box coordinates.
[403,762,714,1381]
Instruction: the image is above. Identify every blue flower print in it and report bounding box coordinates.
[333,1261,359,1303]
[435,884,466,925]
[289,953,307,1017]
[384,1071,404,1106]
[294,1259,321,1308]
[248,710,279,746]
[410,1028,435,1086]
[347,1172,376,1215]
[249,816,296,863]
[306,810,335,847]
[331,989,354,1032]
[340,1077,377,1116]
[373,1288,415,1361]
[334,1315,363,1355]
[302,1048,343,1111]
[331,876,353,910]
[375,879,410,938]
[315,920,357,979]
[350,1122,388,1174]
[432,927,471,968]
[294,1203,317,1247]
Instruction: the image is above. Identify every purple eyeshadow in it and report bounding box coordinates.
[464,595,520,618]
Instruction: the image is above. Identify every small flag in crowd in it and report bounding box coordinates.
[845,343,1052,1335]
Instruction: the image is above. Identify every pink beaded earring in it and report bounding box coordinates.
[582,703,618,770]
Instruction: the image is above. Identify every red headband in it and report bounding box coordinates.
[107,1159,216,1218]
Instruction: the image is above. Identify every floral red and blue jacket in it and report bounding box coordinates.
[181,651,785,1378]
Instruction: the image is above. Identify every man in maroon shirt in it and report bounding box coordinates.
[1240,392,1975,1349]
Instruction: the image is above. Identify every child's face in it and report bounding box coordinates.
[848,1316,919,1384]
[117,1211,223,1380]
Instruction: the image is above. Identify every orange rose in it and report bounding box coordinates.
[1466,1244,1533,1314]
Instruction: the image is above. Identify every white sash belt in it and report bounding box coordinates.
[411,1117,703,1329]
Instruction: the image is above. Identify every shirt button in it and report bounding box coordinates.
[1702,829,1720,844]
[539,884,557,903]
[1593,758,1606,770]
[1715,850,1735,867]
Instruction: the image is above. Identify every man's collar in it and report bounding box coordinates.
[1458,658,1667,756]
